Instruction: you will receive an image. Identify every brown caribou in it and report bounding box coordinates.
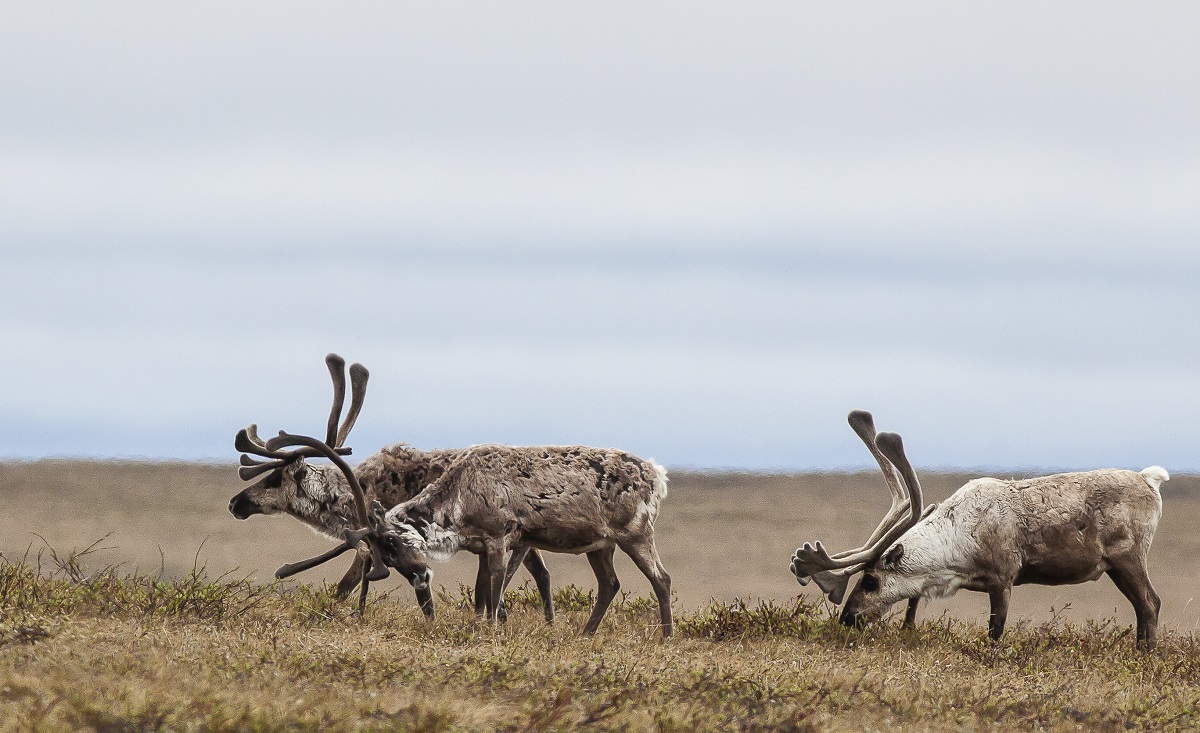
[228,353,553,620]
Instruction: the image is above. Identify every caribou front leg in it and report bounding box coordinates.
[987,586,1011,641]
[472,554,490,617]
[484,537,509,624]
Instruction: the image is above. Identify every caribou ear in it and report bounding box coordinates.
[810,570,853,604]
[882,544,904,569]
[293,461,308,482]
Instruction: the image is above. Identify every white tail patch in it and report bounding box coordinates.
[652,461,669,501]
[1140,466,1170,491]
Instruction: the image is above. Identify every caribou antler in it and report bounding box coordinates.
[845,411,912,551]
[790,411,924,603]
[267,432,391,583]
[324,353,348,448]
[233,354,385,579]
[874,431,923,527]
[233,425,291,479]
[337,361,369,448]
[229,354,417,620]
[320,353,370,449]
[234,354,368,476]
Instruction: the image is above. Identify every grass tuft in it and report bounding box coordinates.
[677,596,826,640]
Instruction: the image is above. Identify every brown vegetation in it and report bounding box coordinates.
[3,461,1197,632]
[1,462,1199,730]
[2,555,1199,732]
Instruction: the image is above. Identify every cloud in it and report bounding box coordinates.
[2,249,1196,468]
[1,3,1197,468]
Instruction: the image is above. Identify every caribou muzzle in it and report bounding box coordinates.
[411,567,433,589]
[228,492,262,520]
[411,568,435,619]
[838,608,865,628]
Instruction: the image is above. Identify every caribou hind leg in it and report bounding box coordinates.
[1106,555,1161,650]
[618,536,673,637]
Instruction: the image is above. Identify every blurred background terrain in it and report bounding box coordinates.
[4,460,1196,633]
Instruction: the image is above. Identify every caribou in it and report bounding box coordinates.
[791,411,1168,650]
[228,354,554,621]
[244,358,675,636]
[384,443,674,636]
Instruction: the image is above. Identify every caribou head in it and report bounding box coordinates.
[789,410,925,627]
[228,353,435,615]
[228,353,367,521]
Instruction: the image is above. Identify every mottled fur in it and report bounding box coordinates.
[228,444,553,615]
[842,466,1168,649]
[230,444,455,536]
[386,444,674,636]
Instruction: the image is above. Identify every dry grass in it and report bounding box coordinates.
[2,553,1199,732]
[2,462,1198,632]
[2,461,1200,731]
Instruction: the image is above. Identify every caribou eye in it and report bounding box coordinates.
[264,470,284,489]
[860,574,880,593]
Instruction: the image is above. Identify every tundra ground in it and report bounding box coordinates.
[2,560,1199,732]
[1,462,1198,731]
[2,462,1197,632]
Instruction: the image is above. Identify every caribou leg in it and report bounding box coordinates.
[903,597,919,628]
[486,547,555,623]
[500,546,528,594]
[987,585,1011,641]
[582,547,620,635]
[618,536,673,637]
[522,549,555,623]
[472,554,490,617]
[479,551,516,623]
[484,538,509,623]
[1106,556,1161,650]
[492,547,535,623]
[357,560,371,617]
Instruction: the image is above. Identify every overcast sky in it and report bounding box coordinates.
[2,3,1198,470]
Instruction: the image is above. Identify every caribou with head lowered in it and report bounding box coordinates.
[228,353,554,621]
[791,411,1168,650]
[383,442,674,636]
[237,357,675,637]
